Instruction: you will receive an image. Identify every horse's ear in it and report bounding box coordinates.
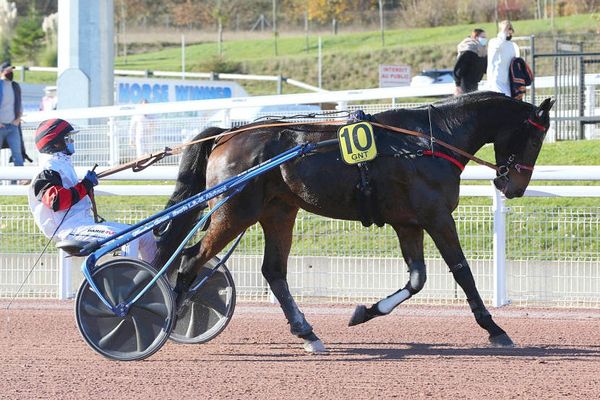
[536,98,555,118]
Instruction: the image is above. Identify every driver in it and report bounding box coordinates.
[28,118,156,261]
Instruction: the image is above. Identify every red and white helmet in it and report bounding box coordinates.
[34,119,78,154]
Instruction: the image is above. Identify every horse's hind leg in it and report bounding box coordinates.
[426,213,514,347]
[172,201,258,307]
[259,201,327,353]
[349,225,426,326]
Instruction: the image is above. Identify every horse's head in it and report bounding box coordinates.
[492,97,555,199]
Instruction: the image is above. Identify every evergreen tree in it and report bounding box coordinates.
[10,8,44,64]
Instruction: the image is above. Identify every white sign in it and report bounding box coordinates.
[379,65,411,88]
[115,77,248,105]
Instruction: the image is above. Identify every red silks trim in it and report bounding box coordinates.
[42,185,74,211]
[422,150,465,171]
[41,182,88,211]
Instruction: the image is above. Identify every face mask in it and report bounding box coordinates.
[506,35,513,41]
[4,71,13,81]
[65,142,75,155]
[478,37,488,46]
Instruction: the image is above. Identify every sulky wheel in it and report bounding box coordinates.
[75,258,175,361]
[170,258,236,344]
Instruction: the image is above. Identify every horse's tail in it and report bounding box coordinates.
[168,126,224,207]
[153,127,225,268]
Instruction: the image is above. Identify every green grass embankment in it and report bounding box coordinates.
[21,14,598,92]
[114,14,597,94]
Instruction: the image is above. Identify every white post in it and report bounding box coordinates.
[492,183,508,307]
[57,0,114,109]
[585,84,595,139]
[318,36,322,89]
[223,109,231,128]
[108,117,118,166]
[58,250,72,299]
[181,34,186,80]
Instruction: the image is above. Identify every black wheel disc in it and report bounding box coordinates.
[170,258,236,344]
[75,258,175,361]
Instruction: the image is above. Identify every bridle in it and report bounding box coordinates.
[496,117,547,180]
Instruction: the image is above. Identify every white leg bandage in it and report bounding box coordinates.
[377,288,411,314]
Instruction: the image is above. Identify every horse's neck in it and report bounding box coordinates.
[381,101,525,157]
[444,104,525,155]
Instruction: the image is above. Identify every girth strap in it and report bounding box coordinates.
[355,162,384,228]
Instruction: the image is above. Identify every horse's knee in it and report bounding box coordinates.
[406,261,427,294]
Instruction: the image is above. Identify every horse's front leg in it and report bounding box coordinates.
[426,214,514,347]
[349,225,426,326]
[259,203,327,353]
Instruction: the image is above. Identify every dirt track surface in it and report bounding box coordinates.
[2,300,600,400]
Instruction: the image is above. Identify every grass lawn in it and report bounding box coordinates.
[20,14,598,90]
[114,14,596,69]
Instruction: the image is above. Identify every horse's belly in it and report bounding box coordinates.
[279,156,412,222]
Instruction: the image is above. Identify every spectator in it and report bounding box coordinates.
[486,20,520,97]
[453,28,488,95]
[28,119,156,261]
[128,99,155,158]
[40,86,58,111]
[0,61,26,171]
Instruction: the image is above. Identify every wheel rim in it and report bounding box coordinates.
[170,259,235,344]
[75,258,174,361]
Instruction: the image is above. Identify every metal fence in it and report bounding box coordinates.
[531,38,600,141]
[2,202,600,308]
[12,103,422,169]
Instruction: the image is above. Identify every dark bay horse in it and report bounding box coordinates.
[154,92,555,352]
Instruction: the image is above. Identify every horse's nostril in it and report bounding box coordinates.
[493,177,507,193]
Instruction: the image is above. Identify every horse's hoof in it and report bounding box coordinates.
[303,339,328,353]
[348,305,368,326]
[489,332,515,347]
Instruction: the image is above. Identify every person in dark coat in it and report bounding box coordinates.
[0,60,31,167]
[453,29,488,95]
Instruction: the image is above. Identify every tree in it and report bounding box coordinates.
[306,0,377,34]
[169,0,205,29]
[0,0,17,61]
[10,7,44,64]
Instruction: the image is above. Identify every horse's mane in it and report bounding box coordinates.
[374,91,533,139]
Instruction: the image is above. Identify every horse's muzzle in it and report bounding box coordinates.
[493,176,526,199]
[493,176,508,195]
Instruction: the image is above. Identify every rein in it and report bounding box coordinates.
[98,114,545,179]
[368,121,500,172]
[96,120,339,178]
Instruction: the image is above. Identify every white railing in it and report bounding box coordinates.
[14,65,326,93]
[19,74,600,124]
[4,165,600,183]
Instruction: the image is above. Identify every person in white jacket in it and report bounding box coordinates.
[28,118,156,261]
[128,99,155,158]
[486,20,520,97]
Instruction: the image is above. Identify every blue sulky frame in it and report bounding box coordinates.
[76,142,323,318]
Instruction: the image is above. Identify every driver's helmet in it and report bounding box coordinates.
[34,118,78,154]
